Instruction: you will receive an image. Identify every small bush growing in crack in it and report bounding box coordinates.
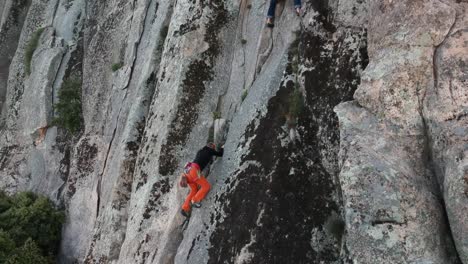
[241,89,248,102]
[52,77,83,133]
[286,43,304,123]
[111,62,123,72]
[24,28,45,75]
[212,111,221,119]
[241,39,247,45]
[288,87,303,119]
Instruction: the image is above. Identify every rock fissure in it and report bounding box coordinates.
[0,0,31,119]
[96,112,120,218]
[422,6,465,262]
[439,194,464,263]
[50,47,68,114]
[51,0,60,24]
[94,0,156,219]
[122,0,152,91]
[370,220,406,226]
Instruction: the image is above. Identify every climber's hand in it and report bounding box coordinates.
[179,175,188,188]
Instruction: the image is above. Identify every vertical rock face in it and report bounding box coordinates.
[0,1,465,264]
[0,0,30,118]
[425,2,468,262]
[336,0,466,263]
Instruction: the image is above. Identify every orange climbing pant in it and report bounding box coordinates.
[182,163,211,213]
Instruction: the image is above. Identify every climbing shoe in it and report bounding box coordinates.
[181,209,190,218]
[266,18,274,28]
[191,201,202,208]
[295,7,301,16]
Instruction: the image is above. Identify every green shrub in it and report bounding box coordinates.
[0,230,15,263]
[24,28,45,75]
[111,62,123,72]
[52,77,83,133]
[288,88,303,119]
[241,89,248,102]
[0,191,64,263]
[5,239,50,264]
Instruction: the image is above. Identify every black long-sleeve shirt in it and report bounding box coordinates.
[193,146,223,170]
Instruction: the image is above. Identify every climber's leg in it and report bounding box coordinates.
[294,0,301,15]
[294,0,301,9]
[191,176,211,204]
[266,0,276,28]
[267,0,277,18]
[182,183,198,214]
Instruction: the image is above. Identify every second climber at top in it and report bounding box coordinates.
[266,0,302,27]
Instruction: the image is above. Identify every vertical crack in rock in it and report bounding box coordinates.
[423,12,463,263]
[159,1,229,176]
[252,30,274,85]
[86,0,173,261]
[0,0,31,118]
[51,0,60,24]
[108,121,145,261]
[56,140,71,202]
[95,0,153,218]
[111,76,158,260]
[122,0,153,91]
[50,47,68,113]
[238,0,250,90]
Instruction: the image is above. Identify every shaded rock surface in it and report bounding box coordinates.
[0,0,465,264]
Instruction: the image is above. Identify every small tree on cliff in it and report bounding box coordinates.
[0,191,64,263]
[52,77,83,133]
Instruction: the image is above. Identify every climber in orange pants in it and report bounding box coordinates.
[180,163,210,214]
[180,143,223,217]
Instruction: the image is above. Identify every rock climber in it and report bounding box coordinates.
[266,0,302,27]
[179,143,224,217]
